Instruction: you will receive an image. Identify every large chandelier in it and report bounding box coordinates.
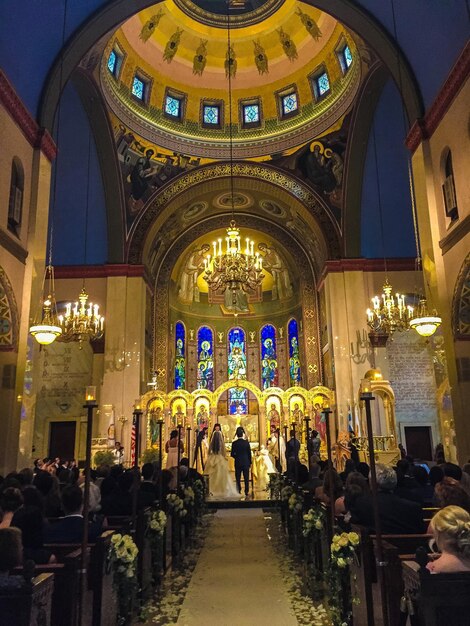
[29,264,62,346]
[58,286,104,342]
[366,280,413,335]
[203,221,264,308]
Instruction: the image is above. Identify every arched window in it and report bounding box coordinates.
[197,326,214,391]
[288,318,301,386]
[442,150,458,221]
[8,158,24,236]
[261,324,278,389]
[174,321,186,389]
[228,327,247,414]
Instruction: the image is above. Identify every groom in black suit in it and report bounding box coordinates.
[231,427,252,498]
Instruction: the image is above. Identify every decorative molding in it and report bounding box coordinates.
[406,41,470,153]
[439,214,470,256]
[128,161,341,264]
[0,228,28,264]
[318,258,416,289]
[0,70,57,161]
[54,264,145,279]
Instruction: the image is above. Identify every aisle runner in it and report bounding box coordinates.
[177,509,297,626]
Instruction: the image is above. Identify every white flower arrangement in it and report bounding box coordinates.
[166,493,187,517]
[288,492,303,512]
[149,509,167,536]
[109,533,139,578]
[302,506,326,537]
[183,486,195,507]
[330,531,360,568]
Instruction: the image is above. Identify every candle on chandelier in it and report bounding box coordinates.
[245,238,250,255]
[213,241,217,257]
[250,241,254,256]
[218,238,222,255]
[237,236,241,252]
[93,304,99,318]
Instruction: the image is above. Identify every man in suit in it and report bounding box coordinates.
[231,427,252,498]
[45,484,103,543]
[286,429,300,464]
[351,463,425,534]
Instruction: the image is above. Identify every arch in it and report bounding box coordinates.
[7,157,24,236]
[452,252,470,339]
[0,267,19,351]
[38,0,423,132]
[71,70,126,262]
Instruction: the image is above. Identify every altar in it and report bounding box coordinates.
[218,413,259,448]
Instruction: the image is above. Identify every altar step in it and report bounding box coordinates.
[206,498,277,509]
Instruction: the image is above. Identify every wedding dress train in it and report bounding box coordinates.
[205,430,240,499]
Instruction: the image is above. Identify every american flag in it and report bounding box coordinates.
[130,412,137,466]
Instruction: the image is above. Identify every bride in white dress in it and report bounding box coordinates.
[205,428,240,499]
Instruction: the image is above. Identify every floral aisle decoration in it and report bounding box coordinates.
[108,533,139,625]
[328,531,360,626]
[183,486,195,523]
[192,479,205,514]
[302,506,326,537]
[269,473,283,500]
[166,493,187,518]
[280,484,294,502]
[288,492,304,554]
[302,505,327,597]
[148,510,167,582]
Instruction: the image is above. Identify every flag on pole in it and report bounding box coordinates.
[130,412,137,466]
[347,403,354,434]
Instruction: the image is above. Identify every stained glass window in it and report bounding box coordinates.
[343,45,353,68]
[174,322,185,390]
[197,326,214,391]
[243,103,260,124]
[132,75,145,100]
[203,105,219,125]
[107,51,117,74]
[316,72,330,97]
[261,325,278,390]
[228,327,247,414]
[288,318,301,386]
[282,93,298,116]
[165,95,181,118]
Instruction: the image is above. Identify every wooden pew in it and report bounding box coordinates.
[351,525,432,626]
[402,560,470,626]
[44,531,117,626]
[13,548,83,626]
[0,571,54,626]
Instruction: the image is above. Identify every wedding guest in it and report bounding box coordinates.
[0,527,23,584]
[165,430,184,470]
[315,468,343,505]
[427,506,470,573]
[138,463,158,508]
[34,471,62,517]
[12,500,55,564]
[101,471,133,516]
[335,471,368,516]
[434,477,470,514]
[45,485,103,543]
[286,430,300,463]
[0,488,23,529]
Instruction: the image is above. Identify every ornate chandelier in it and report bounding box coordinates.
[366,280,413,335]
[29,265,62,346]
[58,287,104,342]
[203,221,264,308]
[409,298,442,337]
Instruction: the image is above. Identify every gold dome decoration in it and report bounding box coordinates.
[364,369,383,381]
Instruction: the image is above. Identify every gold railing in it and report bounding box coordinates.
[352,435,396,452]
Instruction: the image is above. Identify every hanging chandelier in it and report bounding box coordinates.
[29,265,62,346]
[58,287,104,342]
[201,5,264,311]
[203,221,264,307]
[409,298,442,337]
[366,280,413,335]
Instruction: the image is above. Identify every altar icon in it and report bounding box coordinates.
[147,399,164,448]
[289,395,305,428]
[171,400,186,427]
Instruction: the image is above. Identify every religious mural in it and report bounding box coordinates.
[260,324,278,389]
[174,322,186,390]
[197,326,214,391]
[288,318,301,386]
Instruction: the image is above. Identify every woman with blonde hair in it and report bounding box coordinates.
[427,505,470,573]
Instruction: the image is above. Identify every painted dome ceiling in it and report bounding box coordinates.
[101,0,362,159]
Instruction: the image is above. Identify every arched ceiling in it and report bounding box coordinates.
[101,0,362,159]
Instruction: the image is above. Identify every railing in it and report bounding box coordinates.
[352,435,396,452]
